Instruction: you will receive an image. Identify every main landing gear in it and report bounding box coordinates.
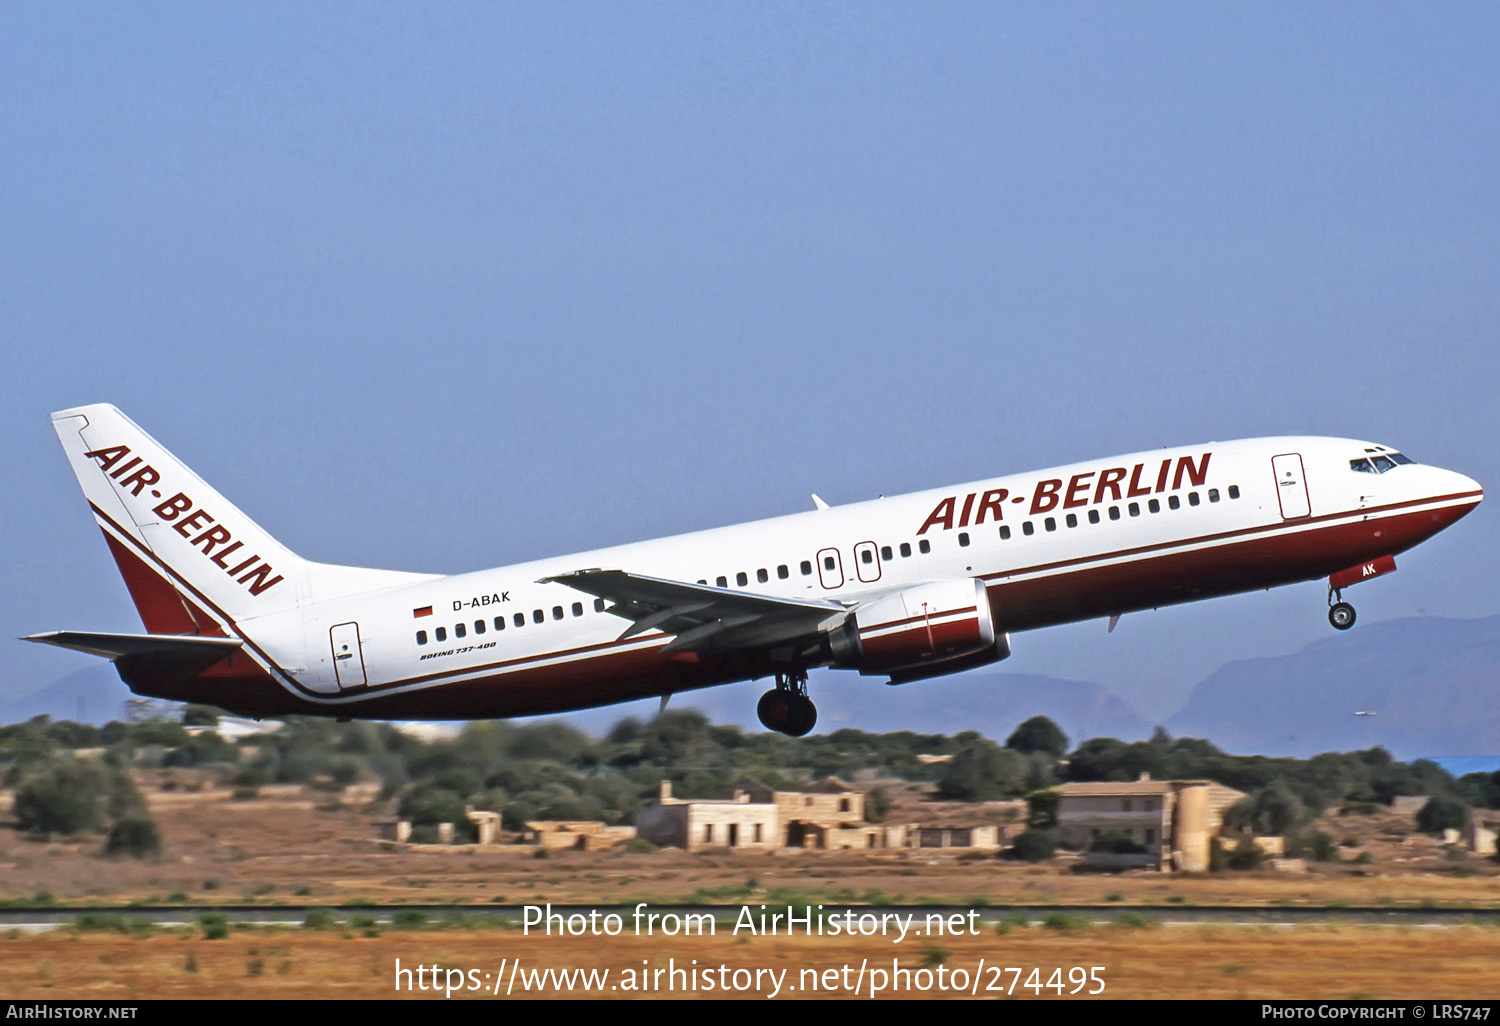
[757,669,817,737]
[1328,588,1357,631]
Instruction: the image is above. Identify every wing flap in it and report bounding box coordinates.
[539,569,847,654]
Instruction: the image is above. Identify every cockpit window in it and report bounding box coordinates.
[1352,452,1414,473]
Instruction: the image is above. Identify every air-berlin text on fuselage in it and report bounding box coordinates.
[83,444,285,597]
[917,453,1212,535]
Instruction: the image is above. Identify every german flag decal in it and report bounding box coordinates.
[413,606,433,618]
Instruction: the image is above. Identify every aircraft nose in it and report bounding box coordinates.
[1451,470,1483,500]
[1442,468,1483,510]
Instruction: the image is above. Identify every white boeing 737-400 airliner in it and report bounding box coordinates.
[28,405,1483,735]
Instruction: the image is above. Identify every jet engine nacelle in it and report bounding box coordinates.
[829,578,1008,680]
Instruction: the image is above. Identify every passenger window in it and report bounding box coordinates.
[1228,485,1240,499]
[533,609,544,624]
[455,623,466,639]
[1128,502,1140,517]
[514,613,525,628]
[552,605,564,620]
[1168,495,1180,510]
[757,568,768,583]
[919,539,930,554]
[594,598,606,612]
[862,548,875,562]
[494,616,505,631]
[958,532,970,546]
[436,627,447,642]
[1109,506,1121,521]
[800,560,813,576]
[1148,499,1160,513]
[1189,493,1201,506]
[1208,488,1220,502]
[736,572,748,586]
[1044,518,1056,532]
[999,525,1011,540]
[572,602,583,617]
[416,630,428,645]
[880,546,892,561]
[474,620,485,634]
[899,543,911,557]
[777,565,789,579]
[1066,513,1077,528]
[1088,509,1100,524]
[716,576,728,588]
[1022,522,1035,536]
[823,555,835,570]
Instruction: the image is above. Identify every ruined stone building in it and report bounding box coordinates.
[1053,774,1245,871]
[636,778,884,852]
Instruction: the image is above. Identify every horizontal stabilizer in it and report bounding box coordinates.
[23,631,243,662]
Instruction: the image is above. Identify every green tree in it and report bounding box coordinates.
[1227,838,1264,870]
[938,740,1026,801]
[1416,797,1469,834]
[106,816,162,859]
[13,762,105,835]
[1026,789,1060,828]
[1225,781,1305,836]
[1007,829,1059,862]
[1005,716,1068,757]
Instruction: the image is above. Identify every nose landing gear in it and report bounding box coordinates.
[1328,588,1356,631]
[757,669,817,736]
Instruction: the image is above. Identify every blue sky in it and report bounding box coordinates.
[3,3,1496,725]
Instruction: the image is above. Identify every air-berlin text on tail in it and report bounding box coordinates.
[83,444,285,597]
[917,453,1212,534]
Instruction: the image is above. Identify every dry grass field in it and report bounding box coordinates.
[5,921,1500,1000]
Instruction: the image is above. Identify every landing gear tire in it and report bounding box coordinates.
[1329,602,1356,631]
[785,694,817,737]
[757,671,817,736]
[757,690,795,732]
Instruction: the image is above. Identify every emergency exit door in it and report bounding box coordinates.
[1272,453,1311,520]
[330,622,367,688]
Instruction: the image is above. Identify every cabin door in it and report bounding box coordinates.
[330,622,367,688]
[1271,453,1311,519]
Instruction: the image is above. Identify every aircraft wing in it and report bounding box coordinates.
[537,569,849,654]
[24,631,243,663]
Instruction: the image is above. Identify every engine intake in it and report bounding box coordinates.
[832,578,1008,681]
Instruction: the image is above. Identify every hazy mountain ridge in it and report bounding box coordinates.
[1166,615,1500,759]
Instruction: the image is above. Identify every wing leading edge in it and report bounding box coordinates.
[24,631,243,663]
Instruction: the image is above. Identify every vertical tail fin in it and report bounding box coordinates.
[52,404,435,633]
[53,404,307,628]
